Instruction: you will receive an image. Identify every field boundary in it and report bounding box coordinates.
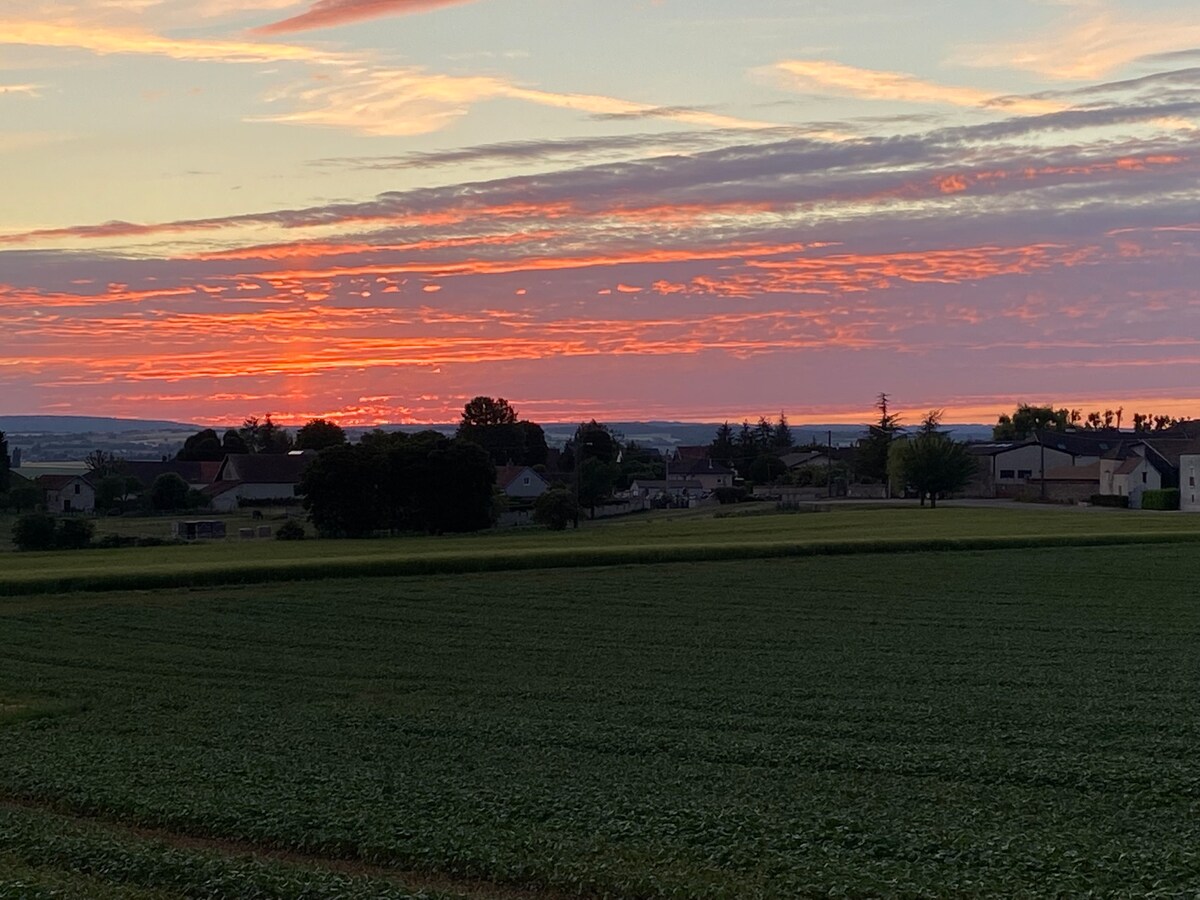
[5,531,1200,596]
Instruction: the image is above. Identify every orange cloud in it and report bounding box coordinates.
[760,60,1066,115]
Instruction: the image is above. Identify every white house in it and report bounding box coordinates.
[35,474,96,513]
[1181,454,1200,511]
[211,452,314,506]
[495,465,549,500]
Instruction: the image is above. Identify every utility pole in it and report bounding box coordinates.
[1040,433,1046,500]
[827,430,833,499]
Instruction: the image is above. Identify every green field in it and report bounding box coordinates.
[6,504,1200,595]
[4,543,1200,897]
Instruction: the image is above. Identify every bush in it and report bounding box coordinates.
[56,518,94,550]
[275,520,306,541]
[1142,488,1180,511]
[712,487,749,505]
[1089,494,1130,508]
[532,488,577,530]
[12,513,58,551]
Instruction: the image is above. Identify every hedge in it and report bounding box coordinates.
[1142,488,1181,511]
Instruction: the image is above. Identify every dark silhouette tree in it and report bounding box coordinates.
[772,413,794,452]
[710,422,736,467]
[0,431,9,494]
[150,473,190,511]
[889,414,976,508]
[176,429,224,462]
[992,404,1069,440]
[857,393,902,483]
[295,418,347,452]
[460,396,518,428]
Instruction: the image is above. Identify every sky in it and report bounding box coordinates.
[4,0,1200,426]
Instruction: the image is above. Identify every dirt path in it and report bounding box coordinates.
[0,795,575,900]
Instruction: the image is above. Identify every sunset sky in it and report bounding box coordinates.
[4,0,1200,426]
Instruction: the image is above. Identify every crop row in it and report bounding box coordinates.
[3,548,1200,896]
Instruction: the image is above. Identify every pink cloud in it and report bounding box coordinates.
[254,0,480,35]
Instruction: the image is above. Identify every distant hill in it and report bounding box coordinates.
[0,415,197,434]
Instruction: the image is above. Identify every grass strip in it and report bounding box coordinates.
[5,531,1200,597]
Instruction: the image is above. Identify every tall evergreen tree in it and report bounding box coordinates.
[710,422,736,466]
[772,412,794,451]
[0,430,10,494]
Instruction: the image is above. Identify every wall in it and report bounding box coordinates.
[1181,455,1200,511]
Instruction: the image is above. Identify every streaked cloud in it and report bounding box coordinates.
[957,7,1200,79]
[254,0,480,35]
[760,60,1067,115]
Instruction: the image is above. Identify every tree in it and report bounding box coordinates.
[299,443,384,538]
[95,474,142,512]
[710,422,735,467]
[576,456,621,517]
[150,473,190,511]
[295,418,347,452]
[85,450,124,479]
[460,396,518,428]
[533,487,577,531]
[772,413,794,452]
[516,421,548,467]
[8,485,41,513]
[456,398,545,466]
[0,431,10,495]
[857,393,902,483]
[222,429,250,455]
[176,429,224,462]
[992,404,1068,441]
[889,424,977,508]
[12,512,57,551]
[749,453,786,484]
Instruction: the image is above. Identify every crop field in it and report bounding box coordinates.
[3,544,1200,897]
[6,503,1200,595]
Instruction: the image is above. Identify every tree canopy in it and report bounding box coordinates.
[889,413,977,508]
[295,418,347,452]
[301,431,496,537]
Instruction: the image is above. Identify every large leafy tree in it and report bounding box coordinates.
[302,431,496,537]
[176,429,225,462]
[150,473,190,511]
[460,396,518,428]
[889,413,977,508]
[456,397,545,466]
[993,404,1069,440]
[295,418,347,452]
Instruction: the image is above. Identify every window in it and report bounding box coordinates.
[999,469,1015,479]
[522,476,530,486]
[1142,472,1148,484]
[1017,469,1033,479]
[74,484,80,494]
[1191,476,1196,487]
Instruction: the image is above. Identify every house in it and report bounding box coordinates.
[35,474,96,513]
[1182,454,1200,511]
[495,465,549,500]
[669,457,735,492]
[672,445,710,464]
[211,452,314,507]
